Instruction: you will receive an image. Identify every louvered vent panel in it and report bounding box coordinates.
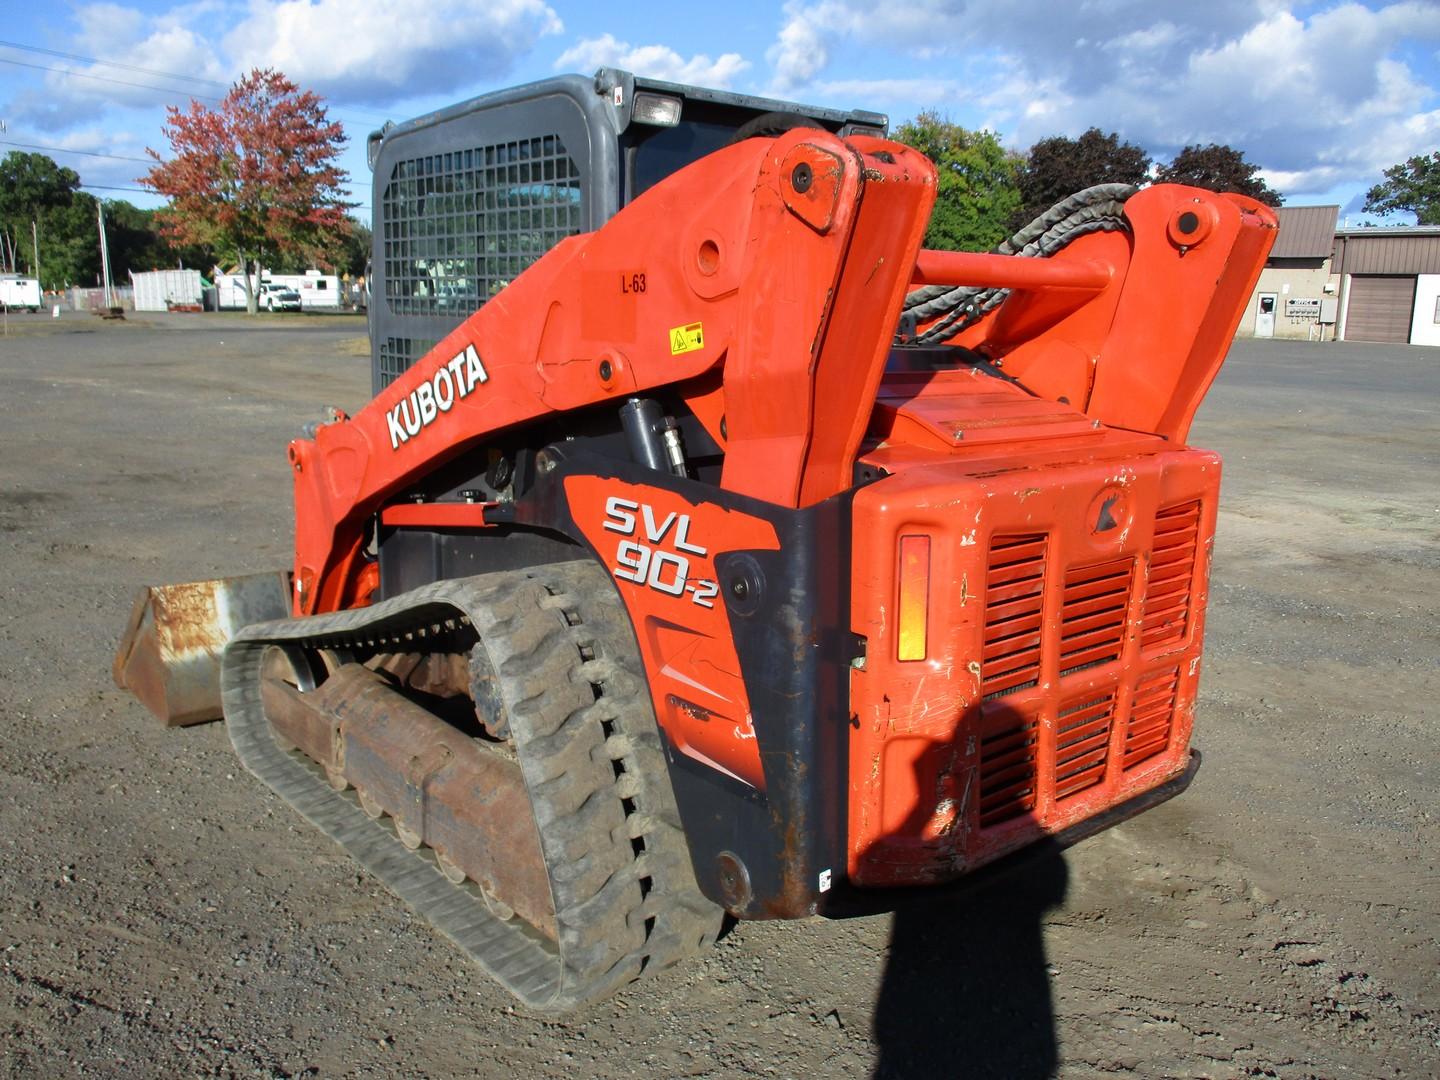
[981,534,1048,699]
[978,713,1039,827]
[1142,501,1201,653]
[1058,558,1133,677]
[1054,693,1116,799]
[1125,668,1179,768]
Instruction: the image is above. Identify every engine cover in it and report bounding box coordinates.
[848,367,1218,886]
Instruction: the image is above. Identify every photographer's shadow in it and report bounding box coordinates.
[869,841,1069,1080]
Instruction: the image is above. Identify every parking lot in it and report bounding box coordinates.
[0,314,1435,1078]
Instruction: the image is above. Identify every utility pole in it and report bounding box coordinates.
[31,219,39,288]
[97,201,115,308]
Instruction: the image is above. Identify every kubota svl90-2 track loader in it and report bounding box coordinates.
[115,72,1277,1010]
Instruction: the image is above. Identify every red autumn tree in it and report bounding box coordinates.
[142,68,352,314]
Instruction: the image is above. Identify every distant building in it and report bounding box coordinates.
[1237,206,1440,346]
[1332,225,1440,347]
[1237,205,1340,341]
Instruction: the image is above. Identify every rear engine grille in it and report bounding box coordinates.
[1125,667,1179,768]
[978,710,1039,826]
[1055,693,1116,799]
[1059,558,1133,676]
[1142,501,1201,653]
[981,534,1047,698]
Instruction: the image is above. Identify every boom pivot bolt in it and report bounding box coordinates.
[790,162,813,193]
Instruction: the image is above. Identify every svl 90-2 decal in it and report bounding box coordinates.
[564,476,782,791]
[602,497,719,607]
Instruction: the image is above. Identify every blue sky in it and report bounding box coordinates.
[2,1,1438,223]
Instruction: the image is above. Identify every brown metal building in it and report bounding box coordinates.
[1333,225,1440,345]
[1273,206,1341,260]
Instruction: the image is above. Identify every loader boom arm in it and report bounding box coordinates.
[288,130,1275,616]
[288,129,938,613]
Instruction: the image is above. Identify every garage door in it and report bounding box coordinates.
[1346,275,1416,343]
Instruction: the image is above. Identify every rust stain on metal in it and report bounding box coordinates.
[265,663,557,940]
[114,572,289,727]
[149,581,230,654]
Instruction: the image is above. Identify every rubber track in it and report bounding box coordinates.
[220,561,721,1011]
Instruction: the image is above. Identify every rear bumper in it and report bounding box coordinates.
[826,748,1201,916]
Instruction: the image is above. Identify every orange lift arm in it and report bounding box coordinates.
[288,128,938,614]
[287,127,1276,618]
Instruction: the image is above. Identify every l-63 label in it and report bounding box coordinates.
[602,496,719,608]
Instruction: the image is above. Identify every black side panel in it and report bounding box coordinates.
[378,525,581,599]
[509,448,854,919]
[710,497,853,918]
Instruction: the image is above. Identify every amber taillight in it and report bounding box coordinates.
[896,535,931,661]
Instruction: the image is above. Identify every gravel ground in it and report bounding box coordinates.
[0,312,1435,1079]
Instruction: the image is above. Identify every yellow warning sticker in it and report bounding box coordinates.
[669,321,704,355]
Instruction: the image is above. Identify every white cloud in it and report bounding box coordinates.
[766,3,839,92]
[224,0,564,104]
[7,0,563,126]
[5,3,231,129]
[554,33,749,88]
[761,1,1440,199]
[812,78,966,106]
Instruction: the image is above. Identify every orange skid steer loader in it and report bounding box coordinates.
[115,73,1276,1010]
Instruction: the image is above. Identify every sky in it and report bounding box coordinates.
[2,0,1438,224]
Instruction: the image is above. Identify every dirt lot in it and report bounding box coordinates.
[0,313,1435,1079]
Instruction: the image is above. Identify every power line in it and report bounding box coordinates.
[0,56,224,102]
[81,183,153,194]
[0,38,228,88]
[0,138,153,163]
[0,40,393,126]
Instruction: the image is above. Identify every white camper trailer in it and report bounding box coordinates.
[0,276,42,312]
[267,270,342,310]
[216,269,341,310]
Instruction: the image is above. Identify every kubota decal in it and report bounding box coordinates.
[386,345,488,450]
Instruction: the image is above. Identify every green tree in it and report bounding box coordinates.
[38,193,102,288]
[1155,143,1283,206]
[337,214,371,277]
[0,151,85,285]
[103,200,214,276]
[0,151,216,289]
[893,112,1023,251]
[142,68,353,313]
[1363,151,1440,224]
[1016,128,1150,226]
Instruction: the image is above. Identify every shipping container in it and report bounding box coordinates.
[130,269,204,312]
